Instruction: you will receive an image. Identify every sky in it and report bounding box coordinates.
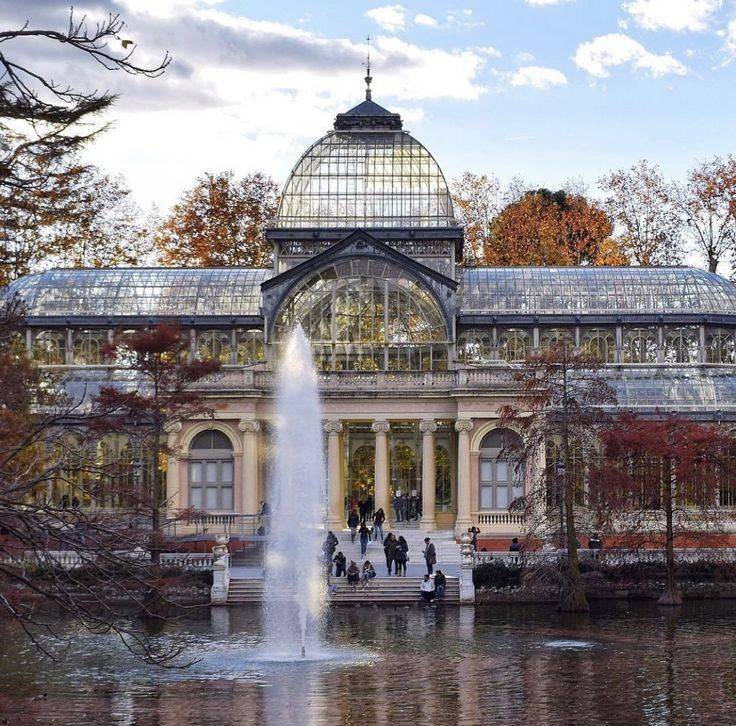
[2,0,736,230]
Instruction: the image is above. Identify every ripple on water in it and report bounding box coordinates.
[543,639,596,649]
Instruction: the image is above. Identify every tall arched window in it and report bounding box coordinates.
[664,326,699,363]
[540,329,574,355]
[72,330,106,365]
[623,327,658,363]
[197,330,232,363]
[435,444,452,510]
[457,330,492,365]
[274,258,450,371]
[498,329,530,362]
[189,430,234,511]
[582,329,615,363]
[545,438,585,507]
[706,328,735,364]
[33,330,67,365]
[391,443,417,496]
[479,429,524,510]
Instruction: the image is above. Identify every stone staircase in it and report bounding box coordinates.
[226,575,460,605]
[329,528,460,572]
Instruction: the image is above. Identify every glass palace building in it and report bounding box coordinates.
[9,94,736,536]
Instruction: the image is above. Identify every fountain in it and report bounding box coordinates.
[262,326,327,659]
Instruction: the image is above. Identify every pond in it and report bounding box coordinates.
[1,601,736,724]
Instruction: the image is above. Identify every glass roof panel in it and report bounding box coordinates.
[274,131,456,229]
[5,268,272,318]
[460,267,736,315]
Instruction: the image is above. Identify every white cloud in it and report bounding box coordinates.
[506,65,568,88]
[414,13,438,27]
[624,0,723,33]
[726,19,736,60]
[476,46,502,58]
[516,52,536,63]
[574,33,688,78]
[366,4,407,33]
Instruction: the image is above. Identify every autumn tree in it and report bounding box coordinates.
[489,189,627,266]
[93,326,221,576]
[590,414,736,605]
[0,303,189,662]
[156,171,279,268]
[501,346,616,612]
[672,156,736,274]
[600,160,683,265]
[1,163,152,283]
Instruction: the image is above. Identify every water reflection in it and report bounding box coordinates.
[2,602,736,724]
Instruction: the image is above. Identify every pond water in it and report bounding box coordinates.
[2,601,736,725]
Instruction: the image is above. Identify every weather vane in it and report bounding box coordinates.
[363,35,373,101]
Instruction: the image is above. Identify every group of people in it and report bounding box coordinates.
[392,492,421,522]
[420,571,447,604]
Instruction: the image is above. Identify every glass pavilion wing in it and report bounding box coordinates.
[5,268,273,318]
[460,267,736,316]
[275,131,456,229]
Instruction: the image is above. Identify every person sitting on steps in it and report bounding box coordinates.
[361,560,376,587]
[346,561,360,589]
[420,574,435,604]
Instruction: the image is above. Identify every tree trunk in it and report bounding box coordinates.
[708,255,718,274]
[558,351,589,613]
[658,463,682,606]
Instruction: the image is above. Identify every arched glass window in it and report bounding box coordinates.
[479,429,524,510]
[435,444,452,510]
[582,329,615,363]
[498,328,530,362]
[33,330,66,365]
[623,327,658,363]
[706,328,735,364]
[237,329,265,365]
[72,330,106,365]
[274,258,450,371]
[197,330,232,363]
[95,434,135,509]
[540,329,574,355]
[391,443,417,496]
[189,430,234,511]
[457,329,492,365]
[664,326,699,364]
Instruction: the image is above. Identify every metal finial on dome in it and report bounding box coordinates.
[363,35,372,101]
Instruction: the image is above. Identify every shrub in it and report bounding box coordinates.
[473,561,523,589]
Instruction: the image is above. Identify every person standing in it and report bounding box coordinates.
[434,569,446,600]
[393,492,403,523]
[420,574,435,604]
[359,522,370,557]
[347,510,359,542]
[358,498,367,524]
[423,537,437,576]
[373,508,386,542]
[383,532,397,576]
[394,535,408,576]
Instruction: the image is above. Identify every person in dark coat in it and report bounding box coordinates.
[393,493,403,522]
[423,537,437,576]
[383,532,397,576]
[373,508,386,542]
[332,551,346,577]
[347,510,359,542]
[509,537,522,552]
[358,499,367,524]
[359,522,370,557]
[394,535,408,576]
[434,570,447,600]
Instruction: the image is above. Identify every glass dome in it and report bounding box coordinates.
[274,258,450,371]
[275,120,456,230]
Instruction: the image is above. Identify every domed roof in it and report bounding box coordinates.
[274,98,456,230]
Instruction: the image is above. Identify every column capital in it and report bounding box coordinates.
[419,419,438,435]
[323,420,344,435]
[371,420,390,434]
[455,419,473,434]
[238,419,261,433]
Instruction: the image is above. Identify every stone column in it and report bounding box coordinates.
[324,421,344,530]
[420,419,437,531]
[455,419,474,536]
[238,419,261,515]
[372,420,391,521]
[164,421,182,515]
